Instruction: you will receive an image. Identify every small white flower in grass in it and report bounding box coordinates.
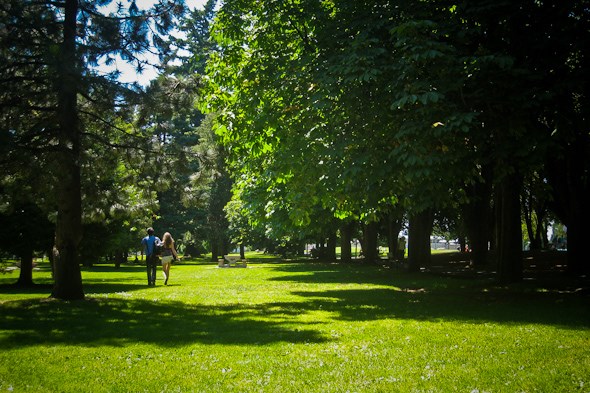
[115,292,132,298]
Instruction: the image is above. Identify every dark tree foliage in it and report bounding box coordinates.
[0,202,54,287]
[0,0,186,299]
[205,0,588,279]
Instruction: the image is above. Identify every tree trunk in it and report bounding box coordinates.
[563,165,589,275]
[534,215,547,249]
[222,237,229,257]
[51,0,84,300]
[522,197,536,250]
[340,221,352,263]
[326,232,337,261]
[16,249,34,287]
[408,209,433,272]
[468,209,490,266]
[239,244,245,259]
[496,173,523,283]
[386,213,403,260]
[544,120,590,275]
[566,213,588,276]
[47,247,54,278]
[362,221,378,263]
[52,160,84,299]
[464,172,492,266]
[458,236,466,253]
[211,241,219,262]
[545,135,590,275]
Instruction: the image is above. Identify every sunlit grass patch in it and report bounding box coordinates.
[1,257,588,392]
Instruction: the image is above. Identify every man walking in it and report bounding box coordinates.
[141,227,161,286]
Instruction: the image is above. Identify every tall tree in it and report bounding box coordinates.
[1,0,186,299]
[136,73,206,248]
[532,1,590,275]
[205,0,587,279]
[205,0,480,264]
[167,0,235,259]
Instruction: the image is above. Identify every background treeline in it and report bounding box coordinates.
[204,0,589,283]
[0,0,588,298]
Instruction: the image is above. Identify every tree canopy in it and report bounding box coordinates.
[1,0,588,294]
[204,0,589,278]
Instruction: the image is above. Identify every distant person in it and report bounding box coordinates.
[141,227,161,286]
[160,232,179,285]
[397,236,406,260]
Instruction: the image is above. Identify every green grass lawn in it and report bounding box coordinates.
[1,255,588,392]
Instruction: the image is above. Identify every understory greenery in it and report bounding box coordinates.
[0,255,588,392]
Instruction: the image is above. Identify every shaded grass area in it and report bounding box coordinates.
[0,257,589,392]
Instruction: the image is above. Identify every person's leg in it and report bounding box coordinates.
[146,255,152,285]
[163,262,170,285]
[151,258,157,285]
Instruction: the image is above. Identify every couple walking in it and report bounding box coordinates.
[141,227,179,286]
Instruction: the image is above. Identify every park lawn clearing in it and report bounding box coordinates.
[0,257,589,392]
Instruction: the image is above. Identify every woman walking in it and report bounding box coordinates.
[161,232,179,285]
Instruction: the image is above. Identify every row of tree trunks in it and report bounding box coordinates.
[339,217,400,265]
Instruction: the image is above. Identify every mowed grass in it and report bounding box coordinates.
[0,255,589,392]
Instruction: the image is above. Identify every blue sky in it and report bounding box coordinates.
[101,0,208,86]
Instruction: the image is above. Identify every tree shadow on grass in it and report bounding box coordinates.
[0,297,328,350]
[2,261,587,351]
[269,261,403,285]
[0,281,153,297]
[0,263,172,295]
[268,263,590,329]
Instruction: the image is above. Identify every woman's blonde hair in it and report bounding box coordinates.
[162,232,174,247]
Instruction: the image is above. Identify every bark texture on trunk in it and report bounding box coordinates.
[362,221,378,263]
[16,249,34,287]
[51,0,84,300]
